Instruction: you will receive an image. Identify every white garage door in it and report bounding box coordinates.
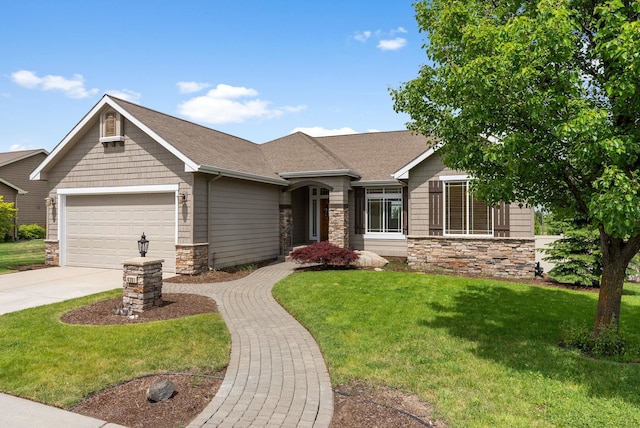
[65,193,176,272]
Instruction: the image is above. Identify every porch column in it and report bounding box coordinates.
[328,187,349,248]
[279,191,293,255]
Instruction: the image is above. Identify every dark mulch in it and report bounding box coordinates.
[65,270,442,427]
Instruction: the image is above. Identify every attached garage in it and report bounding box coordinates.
[62,192,176,272]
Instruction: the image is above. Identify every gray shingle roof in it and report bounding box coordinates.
[261,130,432,182]
[110,97,282,182]
[0,149,47,168]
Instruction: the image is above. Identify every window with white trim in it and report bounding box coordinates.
[443,180,492,235]
[366,187,402,234]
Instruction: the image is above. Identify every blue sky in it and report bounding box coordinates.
[0,1,427,153]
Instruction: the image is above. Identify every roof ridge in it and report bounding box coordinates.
[107,95,259,146]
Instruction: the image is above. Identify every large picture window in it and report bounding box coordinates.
[444,181,492,235]
[366,187,402,234]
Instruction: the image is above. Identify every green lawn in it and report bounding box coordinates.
[0,289,230,408]
[273,271,640,427]
[0,239,45,273]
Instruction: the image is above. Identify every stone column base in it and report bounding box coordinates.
[175,243,209,275]
[45,240,59,266]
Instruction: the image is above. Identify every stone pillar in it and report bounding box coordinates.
[44,240,59,266]
[279,204,293,255]
[175,243,209,275]
[122,257,164,313]
[328,205,349,248]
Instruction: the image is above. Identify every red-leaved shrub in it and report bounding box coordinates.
[289,241,359,268]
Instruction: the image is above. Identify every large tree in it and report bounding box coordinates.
[392,0,640,335]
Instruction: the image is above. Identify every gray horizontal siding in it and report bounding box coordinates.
[210,178,280,268]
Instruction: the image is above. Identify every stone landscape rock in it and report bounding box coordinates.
[354,251,389,268]
[147,378,176,402]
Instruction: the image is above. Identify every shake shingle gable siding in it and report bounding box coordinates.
[31,94,535,277]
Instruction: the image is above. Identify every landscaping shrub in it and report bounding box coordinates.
[559,318,632,361]
[18,224,45,240]
[289,241,358,268]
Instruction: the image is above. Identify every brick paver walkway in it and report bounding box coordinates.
[164,262,333,427]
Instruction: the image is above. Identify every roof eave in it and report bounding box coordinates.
[30,95,200,181]
[392,147,437,180]
[351,179,405,187]
[279,169,361,179]
[196,164,289,186]
[0,178,28,194]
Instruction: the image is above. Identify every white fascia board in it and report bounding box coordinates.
[439,174,469,181]
[30,97,111,181]
[350,180,404,187]
[58,184,179,195]
[30,95,198,181]
[279,169,361,179]
[197,164,289,186]
[106,98,199,172]
[392,147,436,180]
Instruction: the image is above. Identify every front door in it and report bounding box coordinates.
[320,199,329,241]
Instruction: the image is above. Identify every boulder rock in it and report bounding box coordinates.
[147,378,176,402]
[354,251,389,268]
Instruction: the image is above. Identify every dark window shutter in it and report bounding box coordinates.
[494,202,510,237]
[402,186,409,235]
[429,180,443,236]
[354,187,365,235]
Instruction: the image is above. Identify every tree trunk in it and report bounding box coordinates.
[593,231,640,336]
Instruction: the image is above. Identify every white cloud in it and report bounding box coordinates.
[377,37,407,51]
[291,127,358,137]
[354,31,372,42]
[11,70,98,99]
[177,81,211,94]
[106,89,141,103]
[178,84,306,124]
[9,143,34,151]
[390,27,407,35]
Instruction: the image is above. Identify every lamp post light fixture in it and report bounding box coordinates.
[138,233,149,257]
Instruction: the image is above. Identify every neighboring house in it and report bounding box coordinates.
[0,149,49,239]
[30,95,535,276]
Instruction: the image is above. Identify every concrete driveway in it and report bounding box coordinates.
[0,267,125,315]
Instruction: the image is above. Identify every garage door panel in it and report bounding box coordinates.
[65,194,175,272]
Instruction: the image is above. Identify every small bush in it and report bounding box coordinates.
[289,241,359,268]
[18,224,45,240]
[559,319,630,361]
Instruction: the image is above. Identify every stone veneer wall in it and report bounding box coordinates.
[175,243,209,275]
[45,240,59,266]
[407,236,535,278]
[329,205,349,248]
[279,205,293,255]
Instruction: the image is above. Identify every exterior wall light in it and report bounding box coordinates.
[44,197,55,206]
[177,193,187,204]
[138,232,149,257]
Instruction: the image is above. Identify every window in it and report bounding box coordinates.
[100,110,124,145]
[443,180,492,235]
[366,187,402,234]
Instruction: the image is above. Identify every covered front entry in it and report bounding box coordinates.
[63,193,176,271]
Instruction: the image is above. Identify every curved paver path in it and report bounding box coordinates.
[164,261,333,428]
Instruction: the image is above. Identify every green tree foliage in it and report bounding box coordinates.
[391,0,640,335]
[0,196,17,240]
[545,228,602,287]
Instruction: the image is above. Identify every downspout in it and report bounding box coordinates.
[207,173,223,269]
